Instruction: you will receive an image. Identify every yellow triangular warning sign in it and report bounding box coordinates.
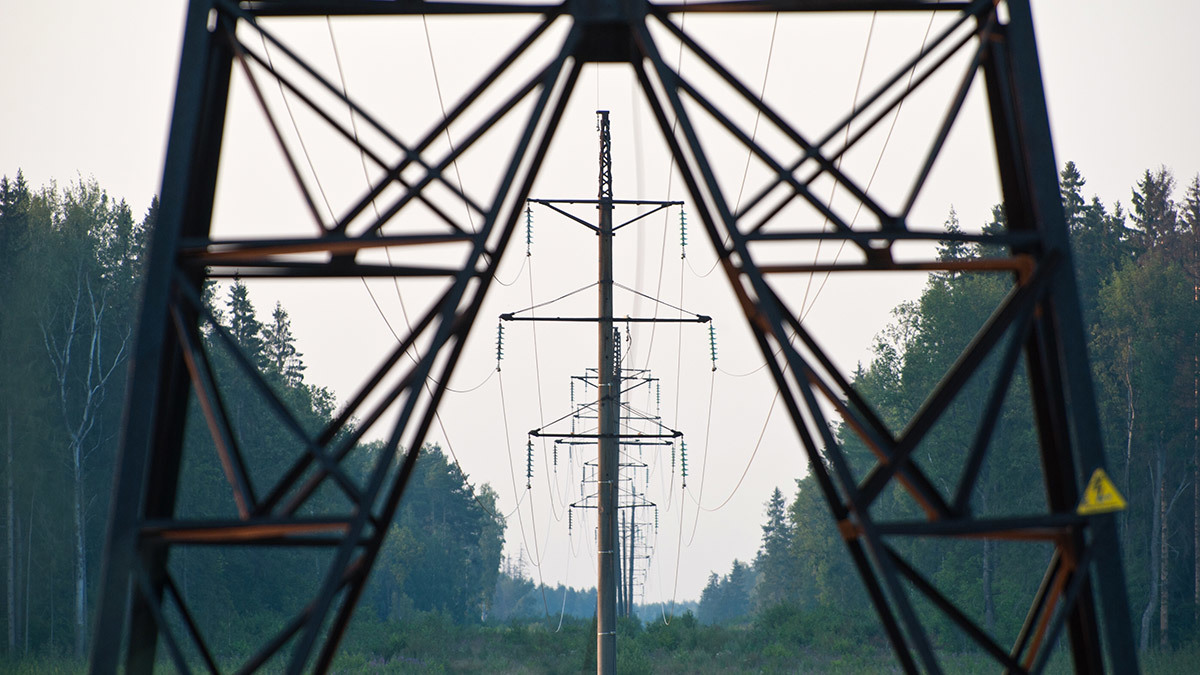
[1077,468,1127,515]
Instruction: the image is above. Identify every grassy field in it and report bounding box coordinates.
[3,613,1196,674]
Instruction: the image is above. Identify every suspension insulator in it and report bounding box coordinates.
[679,209,688,259]
[680,440,688,488]
[671,442,676,472]
[525,438,534,489]
[553,443,558,468]
[495,321,504,371]
[654,506,659,533]
[656,381,661,414]
[708,323,718,372]
[569,508,574,533]
[525,202,533,256]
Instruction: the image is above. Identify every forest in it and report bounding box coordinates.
[2,162,1200,672]
[695,162,1200,669]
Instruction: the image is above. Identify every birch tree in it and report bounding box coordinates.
[41,268,130,657]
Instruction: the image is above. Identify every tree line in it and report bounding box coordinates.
[697,163,1200,658]
[6,161,1199,667]
[0,172,504,664]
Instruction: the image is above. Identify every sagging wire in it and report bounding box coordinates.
[497,371,546,567]
[699,388,781,513]
[422,11,524,289]
[326,18,496,399]
[687,11,780,280]
[263,22,508,530]
[695,13,942,518]
[800,9,940,320]
[528,253,566,521]
[684,370,716,546]
[554,533,572,633]
[498,370,553,617]
[657,456,690,627]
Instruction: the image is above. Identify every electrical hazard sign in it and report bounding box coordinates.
[1077,468,1127,515]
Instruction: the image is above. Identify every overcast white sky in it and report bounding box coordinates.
[2,1,1198,607]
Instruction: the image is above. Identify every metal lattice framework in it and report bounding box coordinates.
[91,1,1137,673]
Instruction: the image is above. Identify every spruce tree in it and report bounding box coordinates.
[1131,167,1179,254]
[263,301,305,386]
[226,279,265,365]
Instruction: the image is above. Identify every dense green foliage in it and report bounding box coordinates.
[0,173,503,665]
[5,162,1200,670]
[1,174,147,659]
[696,163,1200,664]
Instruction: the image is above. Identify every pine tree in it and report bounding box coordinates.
[937,206,970,263]
[263,302,305,386]
[0,171,32,657]
[226,279,265,365]
[1177,175,1200,283]
[1131,167,1179,254]
[753,487,793,610]
[1060,160,1088,228]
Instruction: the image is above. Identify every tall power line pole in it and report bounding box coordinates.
[516,111,697,672]
[595,109,619,675]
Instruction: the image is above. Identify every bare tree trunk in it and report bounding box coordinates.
[41,272,130,659]
[9,495,17,654]
[23,494,31,656]
[1160,439,1170,649]
[1122,357,1136,551]
[73,437,86,658]
[1193,284,1199,630]
[979,484,995,632]
[1141,452,1163,652]
[6,410,13,654]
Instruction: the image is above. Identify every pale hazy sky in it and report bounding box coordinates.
[2,1,1198,606]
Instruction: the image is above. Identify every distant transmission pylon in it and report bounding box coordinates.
[506,111,704,672]
[538,366,673,617]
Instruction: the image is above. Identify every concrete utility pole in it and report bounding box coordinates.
[595,109,618,675]
[516,111,689,673]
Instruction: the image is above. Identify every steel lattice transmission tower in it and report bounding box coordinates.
[91,1,1137,673]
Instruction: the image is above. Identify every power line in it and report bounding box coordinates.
[683,369,716,545]
[498,370,547,569]
[638,5,690,374]
[800,9,939,321]
[687,11,782,280]
[697,386,780,513]
[324,18,508,528]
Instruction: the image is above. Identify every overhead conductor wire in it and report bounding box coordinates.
[527,250,568,518]
[799,8,939,321]
[419,16,554,609]
[693,9,938,514]
[498,370,552,614]
[667,13,782,550]
[322,19,518,527]
[259,20,520,527]
[640,1,690,624]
